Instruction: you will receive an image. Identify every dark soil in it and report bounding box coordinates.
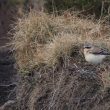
[0,48,16,106]
[0,2,17,107]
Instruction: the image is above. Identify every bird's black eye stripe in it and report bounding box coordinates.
[84,46,91,49]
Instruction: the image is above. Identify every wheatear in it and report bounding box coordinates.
[83,43,110,64]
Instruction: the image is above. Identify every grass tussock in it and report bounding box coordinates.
[12,11,61,70]
[12,11,110,71]
[45,33,79,66]
[11,11,110,110]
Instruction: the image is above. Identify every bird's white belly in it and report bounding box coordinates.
[85,54,106,64]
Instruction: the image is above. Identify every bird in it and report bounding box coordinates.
[83,43,110,64]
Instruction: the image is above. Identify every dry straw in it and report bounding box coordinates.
[11,11,110,72]
[45,33,79,66]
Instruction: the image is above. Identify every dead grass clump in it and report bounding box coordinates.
[12,11,63,70]
[12,11,110,72]
[45,33,79,66]
[12,11,110,110]
[16,62,110,110]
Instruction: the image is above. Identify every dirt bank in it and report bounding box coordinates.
[0,3,17,107]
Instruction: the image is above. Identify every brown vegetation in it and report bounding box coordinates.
[12,11,110,71]
[10,11,110,110]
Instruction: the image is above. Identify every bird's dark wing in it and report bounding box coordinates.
[89,47,110,55]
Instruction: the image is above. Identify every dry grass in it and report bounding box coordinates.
[45,33,79,66]
[11,10,110,110]
[12,11,110,71]
[12,11,59,70]
[16,60,110,110]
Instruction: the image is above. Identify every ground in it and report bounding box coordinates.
[0,4,17,106]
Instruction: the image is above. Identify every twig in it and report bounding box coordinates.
[0,83,17,87]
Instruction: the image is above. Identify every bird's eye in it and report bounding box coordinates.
[87,47,91,48]
[84,46,91,49]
